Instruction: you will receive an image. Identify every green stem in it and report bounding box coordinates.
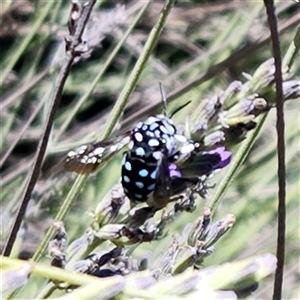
[99,0,176,140]
[282,24,300,71]
[209,114,268,214]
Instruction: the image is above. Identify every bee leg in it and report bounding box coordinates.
[149,151,172,209]
[169,177,199,196]
[126,206,159,228]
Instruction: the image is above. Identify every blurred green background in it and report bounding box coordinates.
[1,1,299,299]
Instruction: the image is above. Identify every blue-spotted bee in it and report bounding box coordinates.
[64,90,231,209]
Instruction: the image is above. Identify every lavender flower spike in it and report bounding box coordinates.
[209,147,232,170]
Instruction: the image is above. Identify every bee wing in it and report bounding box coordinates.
[64,133,131,174]
[179,153,221,177]
[151,150,172,208]
[151,150,213,208]
[169,177,199,196]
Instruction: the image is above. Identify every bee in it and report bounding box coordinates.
[64,87,231,208]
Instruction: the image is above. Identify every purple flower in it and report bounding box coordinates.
[209,146,232,170]
[168,163,182,178]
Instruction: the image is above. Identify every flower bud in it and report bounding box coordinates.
[220,80,243,108]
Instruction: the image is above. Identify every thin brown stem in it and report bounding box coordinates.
[263,1,286,299]
[2,0,97,257]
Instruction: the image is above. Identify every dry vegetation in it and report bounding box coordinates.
[1,1,299,299]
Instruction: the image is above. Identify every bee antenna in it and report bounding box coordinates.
[159,82,168,117]
[170,100,191,118]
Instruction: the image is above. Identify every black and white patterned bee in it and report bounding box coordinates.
[65,88,231,208]
[121,113,194,208]
[64,113,195,208]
